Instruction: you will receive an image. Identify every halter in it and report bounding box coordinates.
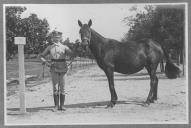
[82,37,91,45]
[82,29,91,45]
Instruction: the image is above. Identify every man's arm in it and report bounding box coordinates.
[38,46,51,66]
[64,46,71,54]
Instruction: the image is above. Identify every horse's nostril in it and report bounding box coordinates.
[82,39,89,45]
[82,39,86,42]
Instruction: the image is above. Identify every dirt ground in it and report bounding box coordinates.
[6,64,188,125]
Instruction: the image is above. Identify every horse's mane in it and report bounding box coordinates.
[90,28,105,39]
[90,28,148,50]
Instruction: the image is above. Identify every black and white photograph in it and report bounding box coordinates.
[4,3,189,126]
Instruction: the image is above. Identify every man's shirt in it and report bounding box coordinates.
[41,42,70,60]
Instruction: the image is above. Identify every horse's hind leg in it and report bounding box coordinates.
[151,64,159,101]
[153,76,158,100]
[145,64,158,105]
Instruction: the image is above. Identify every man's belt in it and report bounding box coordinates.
[51,59,66,62]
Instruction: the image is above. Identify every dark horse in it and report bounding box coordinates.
[78,19,180,108]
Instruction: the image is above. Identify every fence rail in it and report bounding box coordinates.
[6,57,96,86]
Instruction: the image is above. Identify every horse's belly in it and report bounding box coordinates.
[114,60,145,74]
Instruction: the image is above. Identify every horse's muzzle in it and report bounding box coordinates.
[81,42,89,51]
[82,40,89,46]
[82,37,90,45]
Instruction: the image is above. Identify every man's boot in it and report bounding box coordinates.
[60,94,66,111]
[52,94,59,112]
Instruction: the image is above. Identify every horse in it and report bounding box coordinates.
[78,19,180,108]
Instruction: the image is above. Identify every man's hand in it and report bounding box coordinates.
[40,56,51,67]
[42,61,51,67]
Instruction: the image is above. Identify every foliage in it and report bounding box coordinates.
[6,6,94,61]
[6,6,50,58]
[61,38,94,59]
[123,5,185,63]
[21,14,49,54]
[6,6,26,57]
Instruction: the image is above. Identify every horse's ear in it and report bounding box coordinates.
[88,19,92,27]
[78,20,83,27]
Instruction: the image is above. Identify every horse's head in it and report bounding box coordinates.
[78,19,92,46]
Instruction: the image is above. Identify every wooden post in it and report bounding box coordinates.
[42,65,45,79]
[15,37,26,114]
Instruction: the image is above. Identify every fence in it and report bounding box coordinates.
[68,57,95,70]
[41,57,96,78]
[6,57,96,87]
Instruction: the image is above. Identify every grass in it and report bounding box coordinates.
[6,59,50,80]
[6,58,96,96]
[6,58,95,80]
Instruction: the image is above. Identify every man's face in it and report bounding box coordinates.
[52,37,60,43]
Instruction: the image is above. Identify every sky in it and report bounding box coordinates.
[19,4,146,42]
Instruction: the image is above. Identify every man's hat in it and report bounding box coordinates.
[51,31,62,38]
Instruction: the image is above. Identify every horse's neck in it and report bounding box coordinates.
[89,29,105,59]
[89,29,105,50]
[91,29,105,40]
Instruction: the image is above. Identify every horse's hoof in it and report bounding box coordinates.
[143,100,151,107]
[105,102,115,108]
[153,97,158,101]
[143,103,150,107]
[145,97,155,105]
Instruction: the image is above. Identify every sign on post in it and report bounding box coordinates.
[14,37,26,114]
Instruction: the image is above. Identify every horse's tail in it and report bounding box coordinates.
[161,46,181,79]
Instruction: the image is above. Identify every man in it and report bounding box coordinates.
[39,31,71,111]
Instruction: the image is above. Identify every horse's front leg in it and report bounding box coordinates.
[104,67,118,108]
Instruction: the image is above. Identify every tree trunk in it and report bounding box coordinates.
[176,49,180,66]
[160,60,164,72]
[182,46,185,76]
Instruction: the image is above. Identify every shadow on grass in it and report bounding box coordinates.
[7,100,146,114]
[94,75,168,81]
[92,72,164,77]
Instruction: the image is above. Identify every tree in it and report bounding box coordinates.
[6,6,50,59]
[123,5,185,65]
[153,6,185,65]
[21,14,49,54]
[6,6,26,57]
